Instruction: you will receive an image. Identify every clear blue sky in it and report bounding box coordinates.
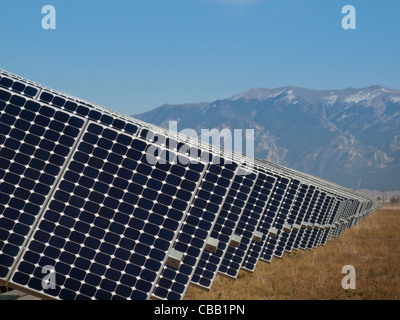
[1,0,399,114]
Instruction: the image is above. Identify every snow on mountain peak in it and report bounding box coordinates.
[324,95,338,105]
[231,87,301,103]
[231,88,283,101]
[391,96,400,104]
[344,88,383,105]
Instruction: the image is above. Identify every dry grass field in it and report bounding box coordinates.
[185,205,400,300]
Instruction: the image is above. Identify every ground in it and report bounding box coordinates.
[185,205,400,300]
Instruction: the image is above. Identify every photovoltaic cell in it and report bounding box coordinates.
[10,123,205,300]
[242,174,290,271]
[218,171,276,278]
[151,161,238,300]
[307,195,334,249]
[0,75,39,99]
[38,91,140,136]
[297,189,324,250]
[304,192,331,250]
[274,182,309,254]
[273,180,309,258]
[190,167,258,290]
[260,177,298,262]
[0,90,86,280]
[284,184,316,252]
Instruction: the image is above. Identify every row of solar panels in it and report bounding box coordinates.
[0,68,381,300]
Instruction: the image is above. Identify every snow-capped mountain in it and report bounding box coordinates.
[134,86,400,191]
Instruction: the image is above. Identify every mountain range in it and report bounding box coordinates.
[134,85,400,191]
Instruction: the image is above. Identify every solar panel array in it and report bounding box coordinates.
[0,68,382,300]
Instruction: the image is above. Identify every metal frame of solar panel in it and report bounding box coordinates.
[0,68,382,300]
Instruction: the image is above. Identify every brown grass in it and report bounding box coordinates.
[185,205,400,300]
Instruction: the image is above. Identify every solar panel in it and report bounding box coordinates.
[242,174,290,272]
[190,167,258,290]
[290,186,319,251]
[151,160,239,300]
[260,177,299,262]
[10,122,214,300]
[284,183,316,253]
[302,192,330,250]
[0,68,382,300]
[218,170,276,278]
[296,189,325,251]
[277,182,311,253]
[269,180,309,259]
[0,90,86,280]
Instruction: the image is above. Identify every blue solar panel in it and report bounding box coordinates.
[260,178,299,262]
[190,167,258,290]
[242,174,289,271]
[151,160,239,300]
[10,123,207,300]
[218,171,276,278]
[284,184,316,252]
[0,90,86,280]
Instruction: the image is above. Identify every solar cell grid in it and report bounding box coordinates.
[0,91,86,280]
[272,180,308,258]
[291,187,319,251]
[190,167,258,290]
[151,161,239,300]
[260,177,299,262]
[308,196,333,248]
[242,174,289,272]
[10,122,206,300]
[303,193,331,250]
[218,171,276,278]
[0,76,39,99]
[297,190,325,250]
[284,184,315,252]
[38,91,140,136]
